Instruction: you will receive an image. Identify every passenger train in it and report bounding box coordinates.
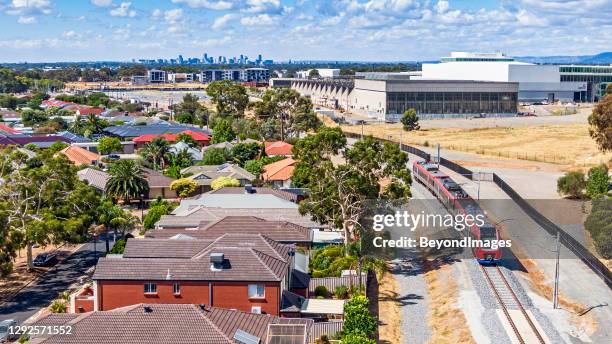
[412,160,502,263]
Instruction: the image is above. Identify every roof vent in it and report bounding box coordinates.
[210,252,225,271]
[144,306,153,313]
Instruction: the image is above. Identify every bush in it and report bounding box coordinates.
[314,285,328,298]
[231,143,261,166]
[557,171,586,198]
[400,108,420,131]
[49,300,67,313]
[211,176,240,190]
[98,137,122,155]
[201,148,230,165]
[594,228,612,259]
[109,239,126,254]
[143,203,173,230]
[584,197,612,259]
[586,164,610,199]
[343,295,377,337]
[170,178,198,198]
[341,333,375,344]
[334,285,349,299]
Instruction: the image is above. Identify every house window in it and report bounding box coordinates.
[173,283,181,295]
[248,284,265,299]
[144,283,157,294]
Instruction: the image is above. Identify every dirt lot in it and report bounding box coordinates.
[341,121,612,169]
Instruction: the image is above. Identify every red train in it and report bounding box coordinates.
[412,161,502,263]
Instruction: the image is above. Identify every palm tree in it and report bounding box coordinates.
[105,160,149,203]
[166,148,194,168]
[86,114,103,134]
[69,114,86,135]
[140,137,170,170]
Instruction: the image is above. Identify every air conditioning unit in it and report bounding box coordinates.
[251,306,262,314]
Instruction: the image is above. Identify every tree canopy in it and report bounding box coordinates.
[589,92,612,152]
[105,160,149,202]
[206,80,249,116]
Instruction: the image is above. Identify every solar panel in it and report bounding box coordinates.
[234,329,261,344]
[266,324,307,344]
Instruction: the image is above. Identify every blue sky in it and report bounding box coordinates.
[0,0,610,62]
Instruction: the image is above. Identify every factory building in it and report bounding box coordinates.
[287,75,519,121]
[421,52,612,102]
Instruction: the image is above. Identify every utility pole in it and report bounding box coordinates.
[553,231,561,309]
[436,143,441,168]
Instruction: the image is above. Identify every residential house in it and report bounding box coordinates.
[262,158,296,188]
[0,134,72,148]
[181,164,255,193]
[56,131,90,143]
[0,123,20,135]
[133,130,211,150]
[40,99,74,109]
[59,145,100,166]
[0,109,20,122]
[91,233,293,315]
[104,123,211,141]
[201,141,234,153]
[146,216,312,248]
[28,303,312,344]
[208,186,304,203]
[264,141,293,157]
[77,167,177,199]
[169,141,202,161]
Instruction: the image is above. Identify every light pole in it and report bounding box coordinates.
[553,231,561,309]
[140,194,145,221]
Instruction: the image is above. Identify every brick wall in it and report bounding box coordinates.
[98,280,281,315]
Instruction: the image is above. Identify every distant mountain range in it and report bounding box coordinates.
[515,52,612,65]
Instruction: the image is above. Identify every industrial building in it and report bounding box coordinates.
[421,52,612,102]
[287,75,519,121]
[147,69,167,83]
[199,68,270,83]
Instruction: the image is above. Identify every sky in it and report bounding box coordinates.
[0,0,611,63]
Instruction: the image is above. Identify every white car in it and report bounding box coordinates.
[0,319,16,343]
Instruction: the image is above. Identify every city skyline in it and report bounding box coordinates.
[0,0,611,63]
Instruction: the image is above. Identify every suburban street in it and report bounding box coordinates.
[0,237,112,325]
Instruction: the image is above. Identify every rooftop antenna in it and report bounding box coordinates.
[165,268,172,280]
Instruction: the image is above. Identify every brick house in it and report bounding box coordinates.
[91,233,294,315]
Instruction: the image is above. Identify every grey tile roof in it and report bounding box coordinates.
[76,168,110,191]
[209,186,300,203]
[148,216,311,244]
[93,234,291,282]
[27,304,232,344]
[157,206,322,229]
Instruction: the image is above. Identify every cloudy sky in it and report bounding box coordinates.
[0,0,610,62]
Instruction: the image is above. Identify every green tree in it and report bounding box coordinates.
[143,201,173,230]
[176,93,201,116]
[97,137,122,155]
[166,148,194,169]
[170,178,198,198]
[211,176,240,190]
[21,109,48,126]
[0,68,28,93]
[0,151,102,270]
[343,295,377,338]
[109,238,126,254]
[588,92,612,151]
[48,141,68,153]
[176,133,197,146]
[201,148,230,165]
[212,119,236,143]
[105,160,149,203]
[244,159,265,178]
[341,333,375,344]
[294,128,410,247]
[400,108,420,131]
[289,109,323,137]
[557,171,586,199]
[586,164,610,199]
[206,80,249,116]
[308,69,320,78]
[140,137,170,170]
[175,112,195,124]
[231,143,261,166]
[584,198,612,259]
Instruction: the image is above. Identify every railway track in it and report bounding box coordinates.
[481,265,547,344]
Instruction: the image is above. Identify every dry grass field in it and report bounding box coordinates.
[340,122,612,169]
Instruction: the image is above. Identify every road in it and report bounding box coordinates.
[0,237,113,325]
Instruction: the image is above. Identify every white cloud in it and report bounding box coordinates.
[109,2,136,17]
[62,30,77,38]
[6,0,52,16]
[244,0,281,13]
[91,0,113,7]
[240,13,279,26]
[17,16,37,24]
[171,0,234,10]
[516,9,549,27]
[212,13,236,30]
[435,0,449,13]
[152,9,162,17]
[164,8,183,23]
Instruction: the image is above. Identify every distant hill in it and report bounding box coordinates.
[515,52,612,65]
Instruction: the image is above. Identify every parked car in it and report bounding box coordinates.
[0,319,16,343]
[106,154,120,160]
[33,252,57,267]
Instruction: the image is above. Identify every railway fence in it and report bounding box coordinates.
[345,131,612,289]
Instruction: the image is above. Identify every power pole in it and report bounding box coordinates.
[436,143,441,168]
[553,231,560,309]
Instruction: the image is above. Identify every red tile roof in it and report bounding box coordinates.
[262,158,296,182]
[77,107,105,116]
[41,99,74,108]
[59,146,100,165]
[133,130,210,143]
[264,141,293,156]
[0,123,20,135]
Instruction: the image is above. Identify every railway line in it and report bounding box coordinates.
[481,265,548,344]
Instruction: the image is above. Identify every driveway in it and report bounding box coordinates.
[0,237,113,325]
